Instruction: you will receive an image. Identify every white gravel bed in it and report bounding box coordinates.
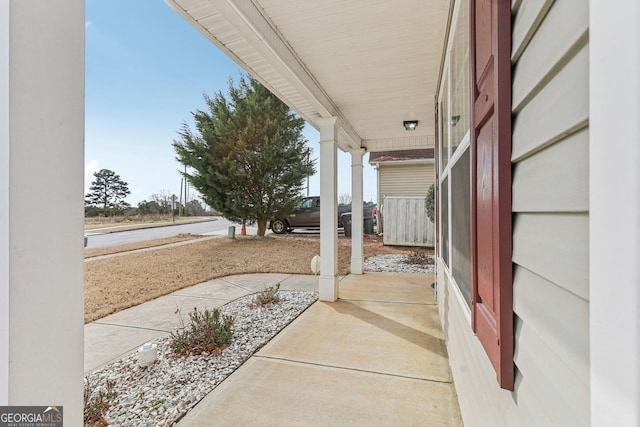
[86,290,317,427]
[364,253,435,274]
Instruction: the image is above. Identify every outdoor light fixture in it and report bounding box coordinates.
[403,120,419,131]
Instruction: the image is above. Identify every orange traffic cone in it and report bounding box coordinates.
[241,223,247,236]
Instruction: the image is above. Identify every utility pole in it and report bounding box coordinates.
[179,178,184,217]
[172,195,176,223]
[184,165,188,216]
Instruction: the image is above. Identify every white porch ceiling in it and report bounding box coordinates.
[166,0,450,152]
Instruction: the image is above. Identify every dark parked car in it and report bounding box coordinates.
[270,196,375,234]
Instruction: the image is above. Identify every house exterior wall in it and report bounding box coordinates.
[378,163,434,202]
[438,0,590,424]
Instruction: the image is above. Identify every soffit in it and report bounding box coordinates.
[166,0,449,151]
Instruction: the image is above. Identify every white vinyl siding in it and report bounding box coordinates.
[378,163,434,201]
[439,260,550,427]
[512,213,589,300]
[440,0,590,425]
[510,0,590,420]
[512,128,588,212]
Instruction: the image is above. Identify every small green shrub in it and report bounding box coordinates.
[84,377,117,426]
[170,307,234,356]
[252,283,281,307]
[152,398,167,407]
[425,184,435,223]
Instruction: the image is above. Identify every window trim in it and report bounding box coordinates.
[437,0,471,294]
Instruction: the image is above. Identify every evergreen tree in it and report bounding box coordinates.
[186,199,207,216]
[173,76,315,236]
[85,169,131,216]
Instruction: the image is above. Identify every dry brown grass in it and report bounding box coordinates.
[84,234,202,258]
[84,234,430,323]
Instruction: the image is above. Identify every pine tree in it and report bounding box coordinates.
[173,76,315,236]
[85,169,131,216]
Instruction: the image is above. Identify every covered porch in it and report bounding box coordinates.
[165,0,448,302]
[1,0,447,422]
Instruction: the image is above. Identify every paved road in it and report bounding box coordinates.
[85,218,234,248]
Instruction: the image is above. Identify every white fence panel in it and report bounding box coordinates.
[382,196,434,247]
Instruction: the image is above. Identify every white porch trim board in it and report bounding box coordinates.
[318,117,339,301]
[350,149,365,274]
[0,1,85,422]
[0,0,10,405]
[364,135,434,152]
[590,0,640,424]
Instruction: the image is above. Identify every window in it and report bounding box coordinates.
[451,148,471,305]
[299,198,313,209]
[438,0,471,307]
[441,176,449,267]
[440,74,450,173]
[437,0,514,391]
[450,0,470,156]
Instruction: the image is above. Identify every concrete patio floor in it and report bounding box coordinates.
[176,272,462,426]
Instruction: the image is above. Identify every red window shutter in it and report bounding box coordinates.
[470,0,514,390]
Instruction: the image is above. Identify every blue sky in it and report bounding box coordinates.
[85,0,377,206]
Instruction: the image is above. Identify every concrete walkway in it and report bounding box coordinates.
[84,265,461,424]
[175,272,462,426]
[84,273,317,372]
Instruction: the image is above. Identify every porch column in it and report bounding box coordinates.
[0,0,8,405]
[0,1,85,423]
[350,149,365,274]
[590,0,640,424]
[317,117,339,301]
